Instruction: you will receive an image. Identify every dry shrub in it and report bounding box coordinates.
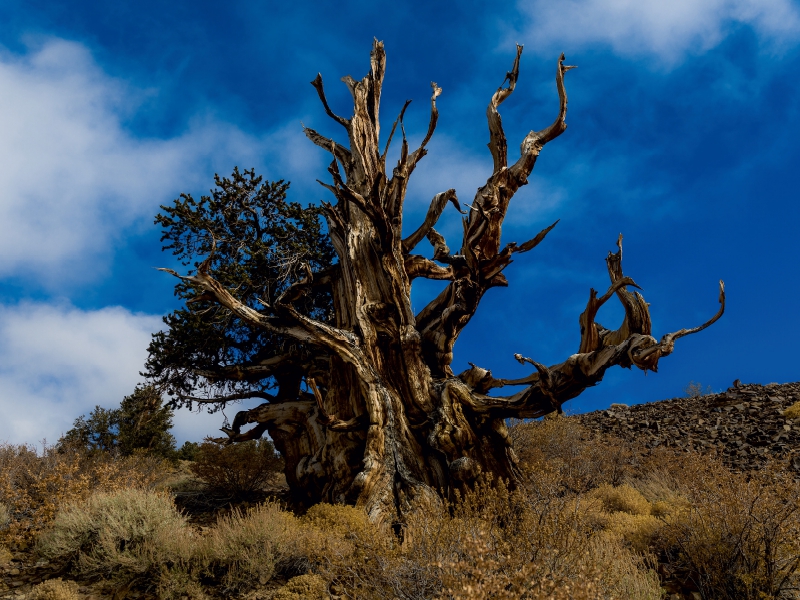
[36,487,190,582]
[189,439,283,500]
[200,499,307,593]
[783,400,800,420]
[26,578,80,600]
[296,476,661,600]
[509,417,635,490]
[652,456,800,600]
[272,573,328,599]
[0,442,166,545]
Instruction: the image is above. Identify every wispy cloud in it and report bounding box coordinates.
[514,0,800,65]
[0,38,321,288]
[0,301,222,446]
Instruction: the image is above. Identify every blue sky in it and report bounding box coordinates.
[1,0,799,446]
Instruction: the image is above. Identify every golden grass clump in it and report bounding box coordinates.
[783,400,800,420]
[26,578,80,600]
[590,483,651,515]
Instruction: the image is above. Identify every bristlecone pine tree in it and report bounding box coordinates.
[151,41,724,522]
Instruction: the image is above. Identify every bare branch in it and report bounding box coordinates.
[480,219,559,281]
[194,352,301,383]
[578,275,640,354]
[381,100,411,165]
[635,280,726,367]
[487,43,523,173]
[311,73,350,129]
[158,265,364,367]
[369,38,386,136]
[404,255,454,281]
[218,400,316,442]
[509,53,575,185]
[402,189,462,253]
[302,125,352,167]
[407,82,442,170]
[181,391,276,404]
[601,234,652,346]
[322,158,389,240]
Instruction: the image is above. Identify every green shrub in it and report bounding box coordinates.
[190,438,283,499]
[175,440,200,461]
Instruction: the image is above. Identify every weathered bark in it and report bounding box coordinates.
[162,41,724,523]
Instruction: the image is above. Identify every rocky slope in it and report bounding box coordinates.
[574,381,800,473]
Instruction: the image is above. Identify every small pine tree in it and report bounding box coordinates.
[60,405,119,453]
[59,385,177,458]
[116,385,176,458]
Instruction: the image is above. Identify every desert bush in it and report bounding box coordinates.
[0,502,9,531]
[200,499,307,593]
[509,417,636,491]
[36,487,190,582]
[189,438,283,499]
[26,579,80,600]
[783,400,800,420]
[272,573,328,599]
[294,475,662,600]
[654,459,800,600]
[0,442,166,545]
[684,381,713,397]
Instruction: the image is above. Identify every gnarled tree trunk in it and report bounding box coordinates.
[164,41,724,523]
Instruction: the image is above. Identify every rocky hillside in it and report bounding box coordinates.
[574,381,800,473]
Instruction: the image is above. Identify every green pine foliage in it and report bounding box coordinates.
[59,406,118,453]
[116,385,176,458]
[59,385,177,459]
[145,167,335,408]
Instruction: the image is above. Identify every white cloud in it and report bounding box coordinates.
[0,301,221,447]
[0,38,321,287]
[516,0,800,65]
